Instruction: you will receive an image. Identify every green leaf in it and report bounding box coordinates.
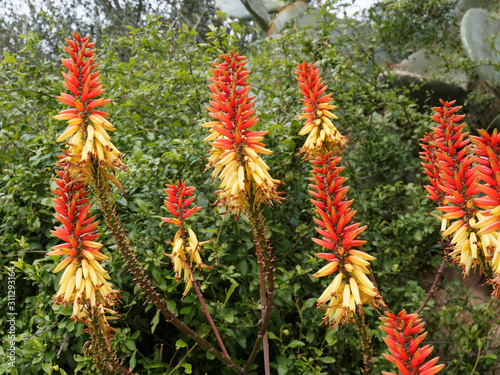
[287,340,305,349]
[151,311,160,334]
[176,339,188,350]
[224,283,238,305]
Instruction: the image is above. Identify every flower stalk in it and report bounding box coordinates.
[202,52,281,373]
[162,181,230,358]
[91,168,245,373]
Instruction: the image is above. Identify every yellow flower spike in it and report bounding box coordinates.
[54,35,125,182]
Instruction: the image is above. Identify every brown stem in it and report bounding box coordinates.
[354,312,373,375]
[179,246,230,359]
[244,202,275,373]
[417,247,448,315]
[258,255,271,375]
[91,170,245,374]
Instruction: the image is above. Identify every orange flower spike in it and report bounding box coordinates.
[295,62,346,157]
[422,99,487,276]
[310,152,381,328]
[53,32,125,183]
[48,159,118,321]
[470,129,500,296]
[162,181,202,226]
[202,52,280,216]
[162,181,205,296]
[380,310,444,375]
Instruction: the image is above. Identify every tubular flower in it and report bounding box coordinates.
[162,181,206,297]
[422,99,483,275]
[295,61,346,157]
[167,229,203,297]
[470,129,500,296]
[202,52,281,216]
[53,32,125,184]
[380,310,444,375]
[309,152,382,328]
[49,158,119,321]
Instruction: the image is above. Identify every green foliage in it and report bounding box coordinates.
[1,1,499,374]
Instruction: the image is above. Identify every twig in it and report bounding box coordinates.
[168,343,198,375]
[417,247,448,315]
[258,254,271,375]
[182,256,230,358]
[92,170,245,374]
[57,332,69,358]
[22,322,59,339]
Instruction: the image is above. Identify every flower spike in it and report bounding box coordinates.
[53,32,125,184]
[162,181,206,296]
[309,152,382,328]
[421,99,484,276]
[470,128,500,297]
[202,52,281,216]
[295,62,346,157]
[49,158,119,322]
[380,310,444,375]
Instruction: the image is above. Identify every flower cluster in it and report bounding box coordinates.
[202,52,280,216]
[295,62,346,157]
[421,99,482,275]
[53,32,124,184]
[49,158,118,321]
[309,152,382,327]
[162,181,205,296]
[380,310,444,375]
[471,129,500,296]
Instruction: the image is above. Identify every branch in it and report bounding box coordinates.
[244,202,275,373]
[417,244,449,315]
[91,169,245,374]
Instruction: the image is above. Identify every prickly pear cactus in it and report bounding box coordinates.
[455,0,497,22]
[461,9,500,97]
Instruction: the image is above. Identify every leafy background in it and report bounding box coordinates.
[1,0,499,374]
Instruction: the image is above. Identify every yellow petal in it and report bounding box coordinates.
[56,125,80,142]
